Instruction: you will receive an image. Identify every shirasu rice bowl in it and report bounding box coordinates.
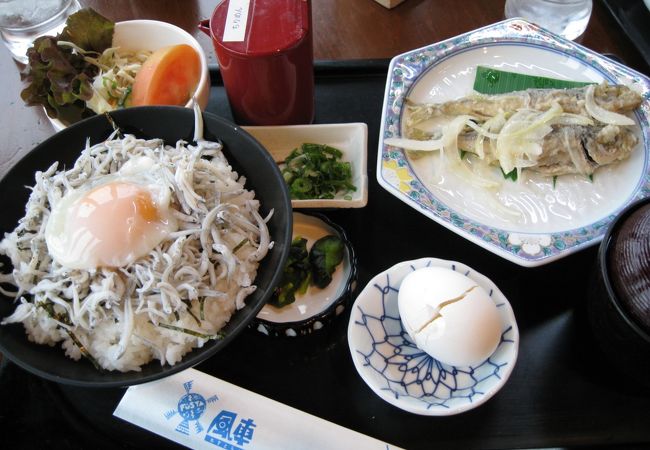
[0,131,272,372]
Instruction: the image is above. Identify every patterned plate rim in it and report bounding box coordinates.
[377,18,650,267]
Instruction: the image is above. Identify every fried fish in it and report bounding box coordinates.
[398,83,644,177]
[456,124,638,176]
[406,83,643,125]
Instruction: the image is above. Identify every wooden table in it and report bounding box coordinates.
[0,0,647,181]
[0,0,649,448]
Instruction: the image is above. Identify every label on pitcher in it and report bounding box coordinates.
[223,0,250,42]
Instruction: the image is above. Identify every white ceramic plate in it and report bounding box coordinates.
[378,19,650,266]
[347,257,519,416]
[47,20,211,131]
[253,212,357,337]
[243,123,368,208]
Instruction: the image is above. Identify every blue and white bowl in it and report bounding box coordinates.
[347,257,519,415]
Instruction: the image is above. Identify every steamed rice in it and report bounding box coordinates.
[0,132,272,372]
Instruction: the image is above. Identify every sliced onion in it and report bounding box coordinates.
[551,113,594,126]
[385,115,475,155]
[496,106,559,175]
[442,115,476,158]
[474,132,486,159]
[499,103,563,141]
[464,112,507,159]
[584,84,635,126]
[465,119,501,140]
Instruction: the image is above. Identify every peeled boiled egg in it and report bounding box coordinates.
[397,266,502,367]
[45,157,177,270]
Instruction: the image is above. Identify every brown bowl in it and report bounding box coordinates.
[588,197,650,387]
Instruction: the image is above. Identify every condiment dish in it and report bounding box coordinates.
[253,212,357,337]
[243,123,368,208]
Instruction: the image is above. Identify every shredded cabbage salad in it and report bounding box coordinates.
[59,41,151,114]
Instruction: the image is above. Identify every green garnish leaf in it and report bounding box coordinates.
[157,322,224,340]
[20,8,114,124]
[182,300,202,326]
[270,234,346,307]
[269,237,311,308]
[553,175,558,189]
[281,143,356,200]
[117,86,132,108]
[233,238,249,253]
[199,298,206,320]
[473,66,593,95]
[37,301,101,370]
[64,328,102,370]
[501,167,518,182]
[309,235,344,289]
[59,8,114,53]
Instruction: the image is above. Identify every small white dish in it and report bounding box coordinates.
[48,20,211,131]
[243,123,368,208]
[253,212,357,337]
[348,257,519,416]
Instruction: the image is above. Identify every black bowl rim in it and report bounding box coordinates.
[251,211,358,336]
[0,106,292,387]
[598,196,650,344]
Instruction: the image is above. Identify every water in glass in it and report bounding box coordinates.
[504,0,593,40]
[0,0,81,64]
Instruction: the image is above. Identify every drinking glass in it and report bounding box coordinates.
[504,0,593,40]
[0,0,81,64]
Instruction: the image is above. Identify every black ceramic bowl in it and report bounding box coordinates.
[588,197,650,387]
[0,106,292,387]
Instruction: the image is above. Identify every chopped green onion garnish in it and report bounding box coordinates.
[281,143,356,200]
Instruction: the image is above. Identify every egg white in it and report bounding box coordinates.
[398,266,502,367]
[45,157,178,270]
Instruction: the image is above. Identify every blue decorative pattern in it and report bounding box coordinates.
[348,258,519,415]
[378,19,650,266]
[165,380,219,435]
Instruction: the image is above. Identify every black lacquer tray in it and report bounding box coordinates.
[1,61,649,450]
[601,0,650,69]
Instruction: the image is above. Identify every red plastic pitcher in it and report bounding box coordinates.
[199,0,315,125]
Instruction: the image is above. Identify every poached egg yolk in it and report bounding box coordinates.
[45,178,177,270]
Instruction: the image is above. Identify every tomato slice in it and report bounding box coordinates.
[131,44,201,107]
